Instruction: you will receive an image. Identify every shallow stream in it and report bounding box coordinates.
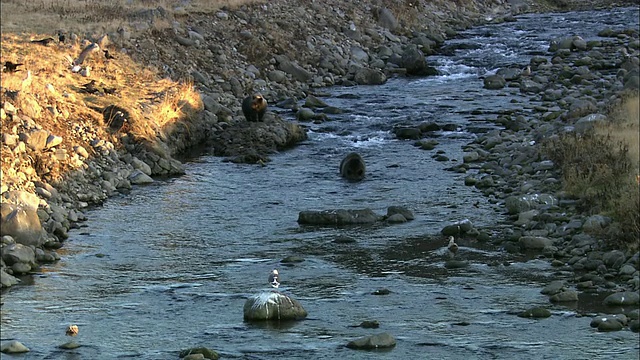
[1,7,639,360]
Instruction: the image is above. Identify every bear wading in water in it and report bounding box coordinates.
[242,93,268,122]
[340,152,366,181]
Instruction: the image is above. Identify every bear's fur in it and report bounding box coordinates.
[242,94,268,122]
[340,152,366,181]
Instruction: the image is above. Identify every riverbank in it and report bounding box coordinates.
[1,0,638,313]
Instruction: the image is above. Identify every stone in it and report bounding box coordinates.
[128,169,154,184]
[353,67,387,85]
[1,340,30,353]
[346,332,396,349]
[518,307,552,318]
[179,347,219,360]
[386,206,414,221]
[519,236,554,250]
[0,203,45,247]
[58,341,81,349]
[484,74,506,89]
[297,208,382,226]
[243,291,307,321]
[603,292,640,306]
[602,250,626,270]
[1,268,21,287]
[597,319,624,332]
[549,290,578,302]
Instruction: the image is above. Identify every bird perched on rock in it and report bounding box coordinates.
[3,61,23,73]
[66,324,79,337]
[447,236,459,258]
[30,37,56,46]
[268,269,280,288]
[521,65,531,77]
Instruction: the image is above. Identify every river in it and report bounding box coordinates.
[1,6,639,360]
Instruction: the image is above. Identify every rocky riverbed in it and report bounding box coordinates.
[1,0,639,341]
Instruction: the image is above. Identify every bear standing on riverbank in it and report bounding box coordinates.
[340,152,366,181]
[242,93,268,122]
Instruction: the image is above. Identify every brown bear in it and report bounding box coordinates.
[340,152,366,181]
[242,93,268,122]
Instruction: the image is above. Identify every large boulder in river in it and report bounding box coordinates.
[484,74,506,89]
[207,116,307,164]
[400,45,438,76]
[297,208,382,226]
[603,291,640,306]
[243,291,307,321]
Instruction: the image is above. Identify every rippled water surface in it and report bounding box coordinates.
[2,7,639,360]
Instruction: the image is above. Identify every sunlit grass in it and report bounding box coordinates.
[1,32,202,178]
[543,94,640,251]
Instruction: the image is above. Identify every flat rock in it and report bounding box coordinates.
[346,332,396,349]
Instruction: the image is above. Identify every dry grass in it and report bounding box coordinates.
[543,95,640,251]
[1,32,202,180]
[0,0,262,36]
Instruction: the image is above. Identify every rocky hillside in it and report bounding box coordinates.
[0,0,637,290]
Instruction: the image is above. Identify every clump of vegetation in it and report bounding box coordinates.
[543,94,639,251]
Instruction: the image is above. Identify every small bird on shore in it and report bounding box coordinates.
[521,65,531,77]
[268,269,280,288]
[103,49,116,60]
[447,236,459,258]
[3,61,23,73]
[66,324,79,337]
[30,37,56,46]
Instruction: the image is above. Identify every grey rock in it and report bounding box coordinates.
[353,67,387,85]
[519,236,554,250]
[128,169,154,184]
[518,307,552,318]
[603,250,626,270]
[243,291,307,321]
[603,292,640,306]
[1,268,21,287]
[0,340,30,353]
[386,206,414,221]
[597,319,624,332]
[549,290,579,302]
[277,58,312,82]
[484,74,506,89]
[346,332,396,349]
[297,208,382,226]
[0,203,45,247]
[540,280,567,295]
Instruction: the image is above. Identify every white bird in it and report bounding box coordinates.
[268,269,280,288]
[447,236,459,258]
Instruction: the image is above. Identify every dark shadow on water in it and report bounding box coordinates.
[245,319,304,331]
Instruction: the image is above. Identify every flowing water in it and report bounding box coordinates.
[2,7,639,360]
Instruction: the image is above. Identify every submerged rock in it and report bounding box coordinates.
[1,340,30,353]
[243,291,307,321]
[179,347,219,359]
[346,332,396,349]
[297,208,382,225]
[518,307,552,318]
